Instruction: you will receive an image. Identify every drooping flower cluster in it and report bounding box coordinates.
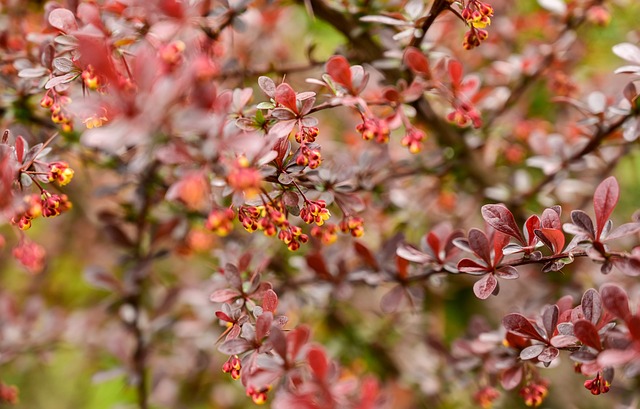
[238,202,309,251]
[0,382,18,405]
[460,1,494,50]
[356,117,390,144]
[300,200,331,226]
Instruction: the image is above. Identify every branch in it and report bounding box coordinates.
[510,112,634,209]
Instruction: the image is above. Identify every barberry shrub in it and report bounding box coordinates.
[1,0,640,408]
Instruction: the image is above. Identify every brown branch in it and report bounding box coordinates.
[509,112,634,209]
[408,0,452,48]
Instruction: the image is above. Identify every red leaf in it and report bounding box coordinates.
[535,228,565,254]
[287,326,310,361]
[325,55,353,91]
[473,273,497,300]
[403,47,430,76]
[481,204,524,244]
[215,311,232,322]
[524,215,540,245]
[426,231,441,256]
[307,346,329,381]
[600,284,631,321]
[629,315,640,340]
[502,313,546,342]
[262,289,278,313]
[448,60,463,87]
[573,320,602,350]
[593,176,619,239]
[396,255,409,280]
[275,83,298,113]
[306,253,332,281]
[75,31,118,84]
[15,135,25,163]
[354,242,379,270]
[48,8,78,33]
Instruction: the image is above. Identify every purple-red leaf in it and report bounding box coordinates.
[520,344,545,360]
[542,304,559,337]
[503,313,546,342]
[48,8,78,33]
[473,273,497,300]
[262,289,278,313]
[15,136,26,163]
[269,326,287,361]
[287,326,310,362]
[218,338,252,355]
[593,176,619,239]
[496,266,519,279]
[468,228,492,264]
[255,311,273,341]
[258,76,276,98]
[538,346,559,363]
[600,284,631,321]
[541,206,562,229]
[573,320,602,350]
[381,285,405,313]
[354,241,380,270]
[550,334,579,348]
[397,243,433,264]
[597,348,637,367]
[570,210,595,238]
[581,288,602,325]
[611,256,640,277]
[501,366,523,390]
[457,258,488,274]
[606,222,640,241]
[481,204,525,244]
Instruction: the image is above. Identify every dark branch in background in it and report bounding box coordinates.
[508,112,633,210]
[408,0,452,48]
[119,160,160,409]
